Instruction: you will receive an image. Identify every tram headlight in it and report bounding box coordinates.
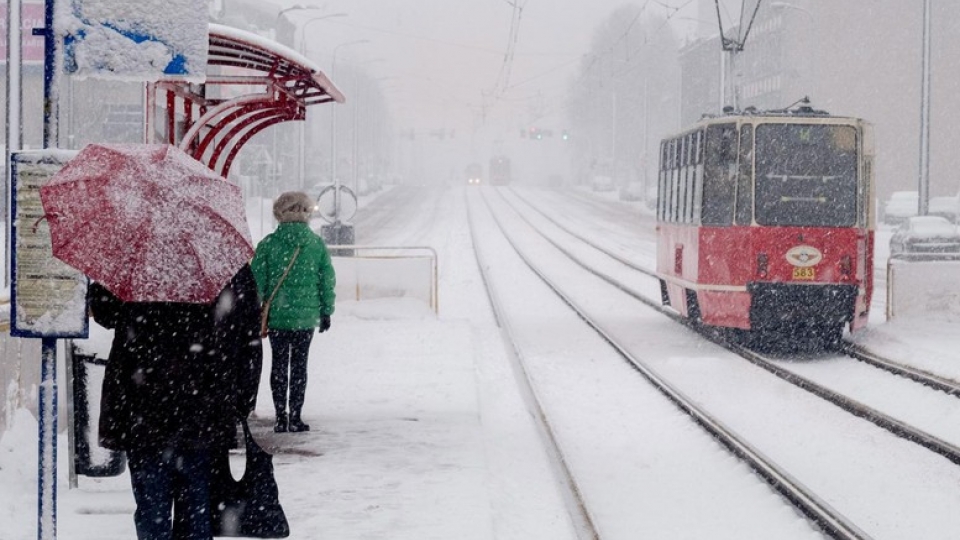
[757,253,769,279]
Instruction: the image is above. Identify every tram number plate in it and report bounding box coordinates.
[792,267,815,280]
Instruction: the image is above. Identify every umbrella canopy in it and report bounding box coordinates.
[40,143,255,303]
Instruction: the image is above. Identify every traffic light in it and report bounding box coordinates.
[561,129,569,141]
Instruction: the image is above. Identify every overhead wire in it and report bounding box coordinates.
[715,0,764,50]
[486,0,528,100]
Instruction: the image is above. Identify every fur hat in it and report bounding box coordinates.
[273,191,313,223]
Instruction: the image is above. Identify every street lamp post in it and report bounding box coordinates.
[296,13,348,190]
[271,4,322,194]
[330,39,369,222]
[349,61,385,199]
[274,4,321,39]
[919,0,932,216]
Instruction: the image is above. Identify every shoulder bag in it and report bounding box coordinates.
[210,417,290,538]
[260,246,301,338]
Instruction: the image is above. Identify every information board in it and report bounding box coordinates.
[10,150,88,338]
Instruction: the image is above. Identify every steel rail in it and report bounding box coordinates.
[465,191,601,540]
[505,187,654,276]
[509,188,960,403]
[478,188,871,540]
[843,342,960,398]
[494,187,960,465]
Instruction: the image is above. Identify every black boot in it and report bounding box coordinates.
[274,412,288,433]
[288,414,310,432]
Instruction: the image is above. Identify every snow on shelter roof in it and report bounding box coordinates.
[206,23,345,104]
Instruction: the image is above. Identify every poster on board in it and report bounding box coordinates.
[10,150,88,338]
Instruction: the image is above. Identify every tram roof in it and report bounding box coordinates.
[701,104,833,120]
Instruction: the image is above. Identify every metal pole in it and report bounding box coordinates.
[297,13,347,191]
[353,83,361,199]
[5,0,23,288]
[918,0,931,216]
[610,91,616,169]
[38,338,58,540]
[41,0,57,149]
[331,61,340,223]
[38,3,59,538]
[329,39,368,222]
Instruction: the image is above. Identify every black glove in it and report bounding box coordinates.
[319,315,331,333]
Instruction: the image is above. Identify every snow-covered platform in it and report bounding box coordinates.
[0,297,572,540]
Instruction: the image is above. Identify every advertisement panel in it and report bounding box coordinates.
[0,2,46,64]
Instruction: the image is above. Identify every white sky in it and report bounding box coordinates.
[269,0,703,135]
[3,185,960,538]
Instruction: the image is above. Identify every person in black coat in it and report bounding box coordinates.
[89,264,262,540]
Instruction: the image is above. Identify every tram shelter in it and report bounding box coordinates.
[145,23,345,178]
[68,19,347,488]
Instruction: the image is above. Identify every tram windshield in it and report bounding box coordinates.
[754,124,859,227]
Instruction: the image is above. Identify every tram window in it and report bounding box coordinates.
[664,142,671,221]
[666,140,677,221]
[684,134,694,222]
[680,136,689,222]
[696,131,704,164]
[735,125,754,225]
[754,124,859,227]
[658,170,666,220]
[670,159,679,222]
[693,162,704,223]
[665,142,672,221]
[687,164,697,223]
[862,158,872,226]
[658,141,667,220]
[701,124,738,226]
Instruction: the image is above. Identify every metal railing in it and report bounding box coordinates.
[329,245,439,313]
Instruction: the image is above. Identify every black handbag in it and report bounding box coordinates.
[210,418,290,538]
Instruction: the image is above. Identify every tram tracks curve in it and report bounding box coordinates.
[507,186,960,414]
[498,186,960,467]
[468,188,870,540]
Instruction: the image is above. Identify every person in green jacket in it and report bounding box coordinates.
[251,191,336,433]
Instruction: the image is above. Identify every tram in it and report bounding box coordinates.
[489,156,512,185]
[655,103,875,348]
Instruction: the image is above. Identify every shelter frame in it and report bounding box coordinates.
[145,23,346,178]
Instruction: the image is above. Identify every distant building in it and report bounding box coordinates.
[679,1,960,201]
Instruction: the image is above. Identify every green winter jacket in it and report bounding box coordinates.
[251,222,336,330]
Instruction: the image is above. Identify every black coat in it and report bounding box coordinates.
[89,264,263,452]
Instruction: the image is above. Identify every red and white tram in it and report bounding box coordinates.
[655,105,874,348]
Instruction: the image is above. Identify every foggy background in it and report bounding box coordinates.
[3,0,959,206]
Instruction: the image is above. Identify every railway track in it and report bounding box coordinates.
[469,188,869,539]
[500,187,960,458]
[509,186,960,400]
[480,185,960,538]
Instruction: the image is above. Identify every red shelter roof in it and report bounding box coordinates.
[146,23,345,178]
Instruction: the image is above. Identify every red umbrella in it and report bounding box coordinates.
[39,143,255,304]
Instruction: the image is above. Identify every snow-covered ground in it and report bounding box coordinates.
[1,186,959,539]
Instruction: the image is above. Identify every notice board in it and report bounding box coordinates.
[10,150,88,338]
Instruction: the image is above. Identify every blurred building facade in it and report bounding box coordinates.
[212,0,395,195]
[681,0,960,202]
